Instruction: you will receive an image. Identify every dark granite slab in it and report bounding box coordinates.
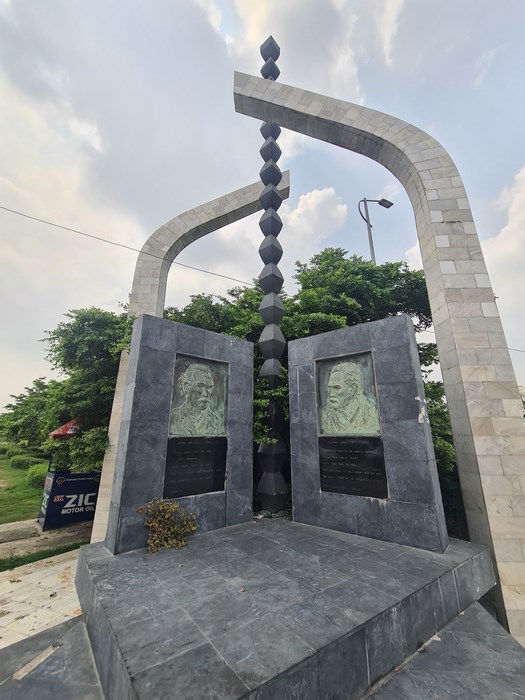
[369,602,525,699]
[77,519,497,699]
[4,601,522,699]
[0,617,103,699]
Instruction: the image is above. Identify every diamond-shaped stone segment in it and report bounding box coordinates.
[259,209,283,237]
[260,122,281,140]
[260,35,280,62]
[260,137,282,163]
[260,160,282,187]
[259,263,284,294]
[259,292,284,325]
[259,357,283,386]
[257,466,288,511]
[259,235,283,265]
[259,323,286,360]
[261,58,280,80]
[260,184,283,211]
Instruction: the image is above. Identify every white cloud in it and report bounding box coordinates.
[474,47,499,89]
[374,0,406,67]
[230,0,363,113]
[281,187,348,289]
[404,240,422,270]
[482,166,525,384]
[279,129,319,165]
[193,0,222,33]
[0,72,145,406]
[381,181,402,203]
[2,0,525,408]
[165,187,349,308]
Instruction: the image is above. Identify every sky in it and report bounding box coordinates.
[2,0,525,409]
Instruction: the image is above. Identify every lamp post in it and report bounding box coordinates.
[357,197,394,264]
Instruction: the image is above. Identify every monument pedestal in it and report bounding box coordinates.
[77,519,497,699]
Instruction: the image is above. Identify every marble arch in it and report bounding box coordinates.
[234,71,525,640]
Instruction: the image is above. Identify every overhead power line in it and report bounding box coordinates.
[2,204,525,355]
[0,205,254,287]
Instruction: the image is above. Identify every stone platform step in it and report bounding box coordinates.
[77,519,498,699]
[0,617,102,698]
[369,603,525,698]
[3,601,522,699]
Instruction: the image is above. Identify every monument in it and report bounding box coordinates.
[4,35,525,700]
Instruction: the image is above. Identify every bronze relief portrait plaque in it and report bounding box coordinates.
[169,355,228,437]
[317,353,380,436]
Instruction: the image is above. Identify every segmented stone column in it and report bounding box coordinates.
[256,37,288,512]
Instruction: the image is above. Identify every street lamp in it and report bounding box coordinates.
[357,197,394,264]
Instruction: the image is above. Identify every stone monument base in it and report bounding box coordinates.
[75,519,499,698]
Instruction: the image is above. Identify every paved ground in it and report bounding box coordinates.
[0,520,92,558]
[0,520,90,650]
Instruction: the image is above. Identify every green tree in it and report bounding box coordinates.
[425,381,468,538]
[1,378,67,447]
[44,307,131,428]
[1,308,131,472]
[42,307,131,470]
[292,248,432,331]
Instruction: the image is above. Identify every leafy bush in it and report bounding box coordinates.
[41,426,108,473]
[0,446,7,455]
[6,447,25,459]
[26,463,49,489]
[68,427,108,472]
[138,499,197,554]
[10,455,42,470]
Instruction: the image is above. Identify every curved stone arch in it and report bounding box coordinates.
[234,72,525,637]
[92,175,290,543]
[129,173,290,318]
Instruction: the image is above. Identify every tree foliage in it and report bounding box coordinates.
[425,381,468,538]
[292,249,432,331]
[44,308,131,429]
[1,248,465,534]
[1,308,131,472]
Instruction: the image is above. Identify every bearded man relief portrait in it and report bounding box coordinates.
[318,355,381,436]
[169,356,228,437]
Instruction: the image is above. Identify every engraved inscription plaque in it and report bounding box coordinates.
[318,436,387,498]
[164,437,227,498]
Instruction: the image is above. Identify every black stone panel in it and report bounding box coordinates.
[164,436,227,498]
[319,435,387,498]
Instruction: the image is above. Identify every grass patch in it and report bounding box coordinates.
[0,540,88,572]
[0,455,45,525]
